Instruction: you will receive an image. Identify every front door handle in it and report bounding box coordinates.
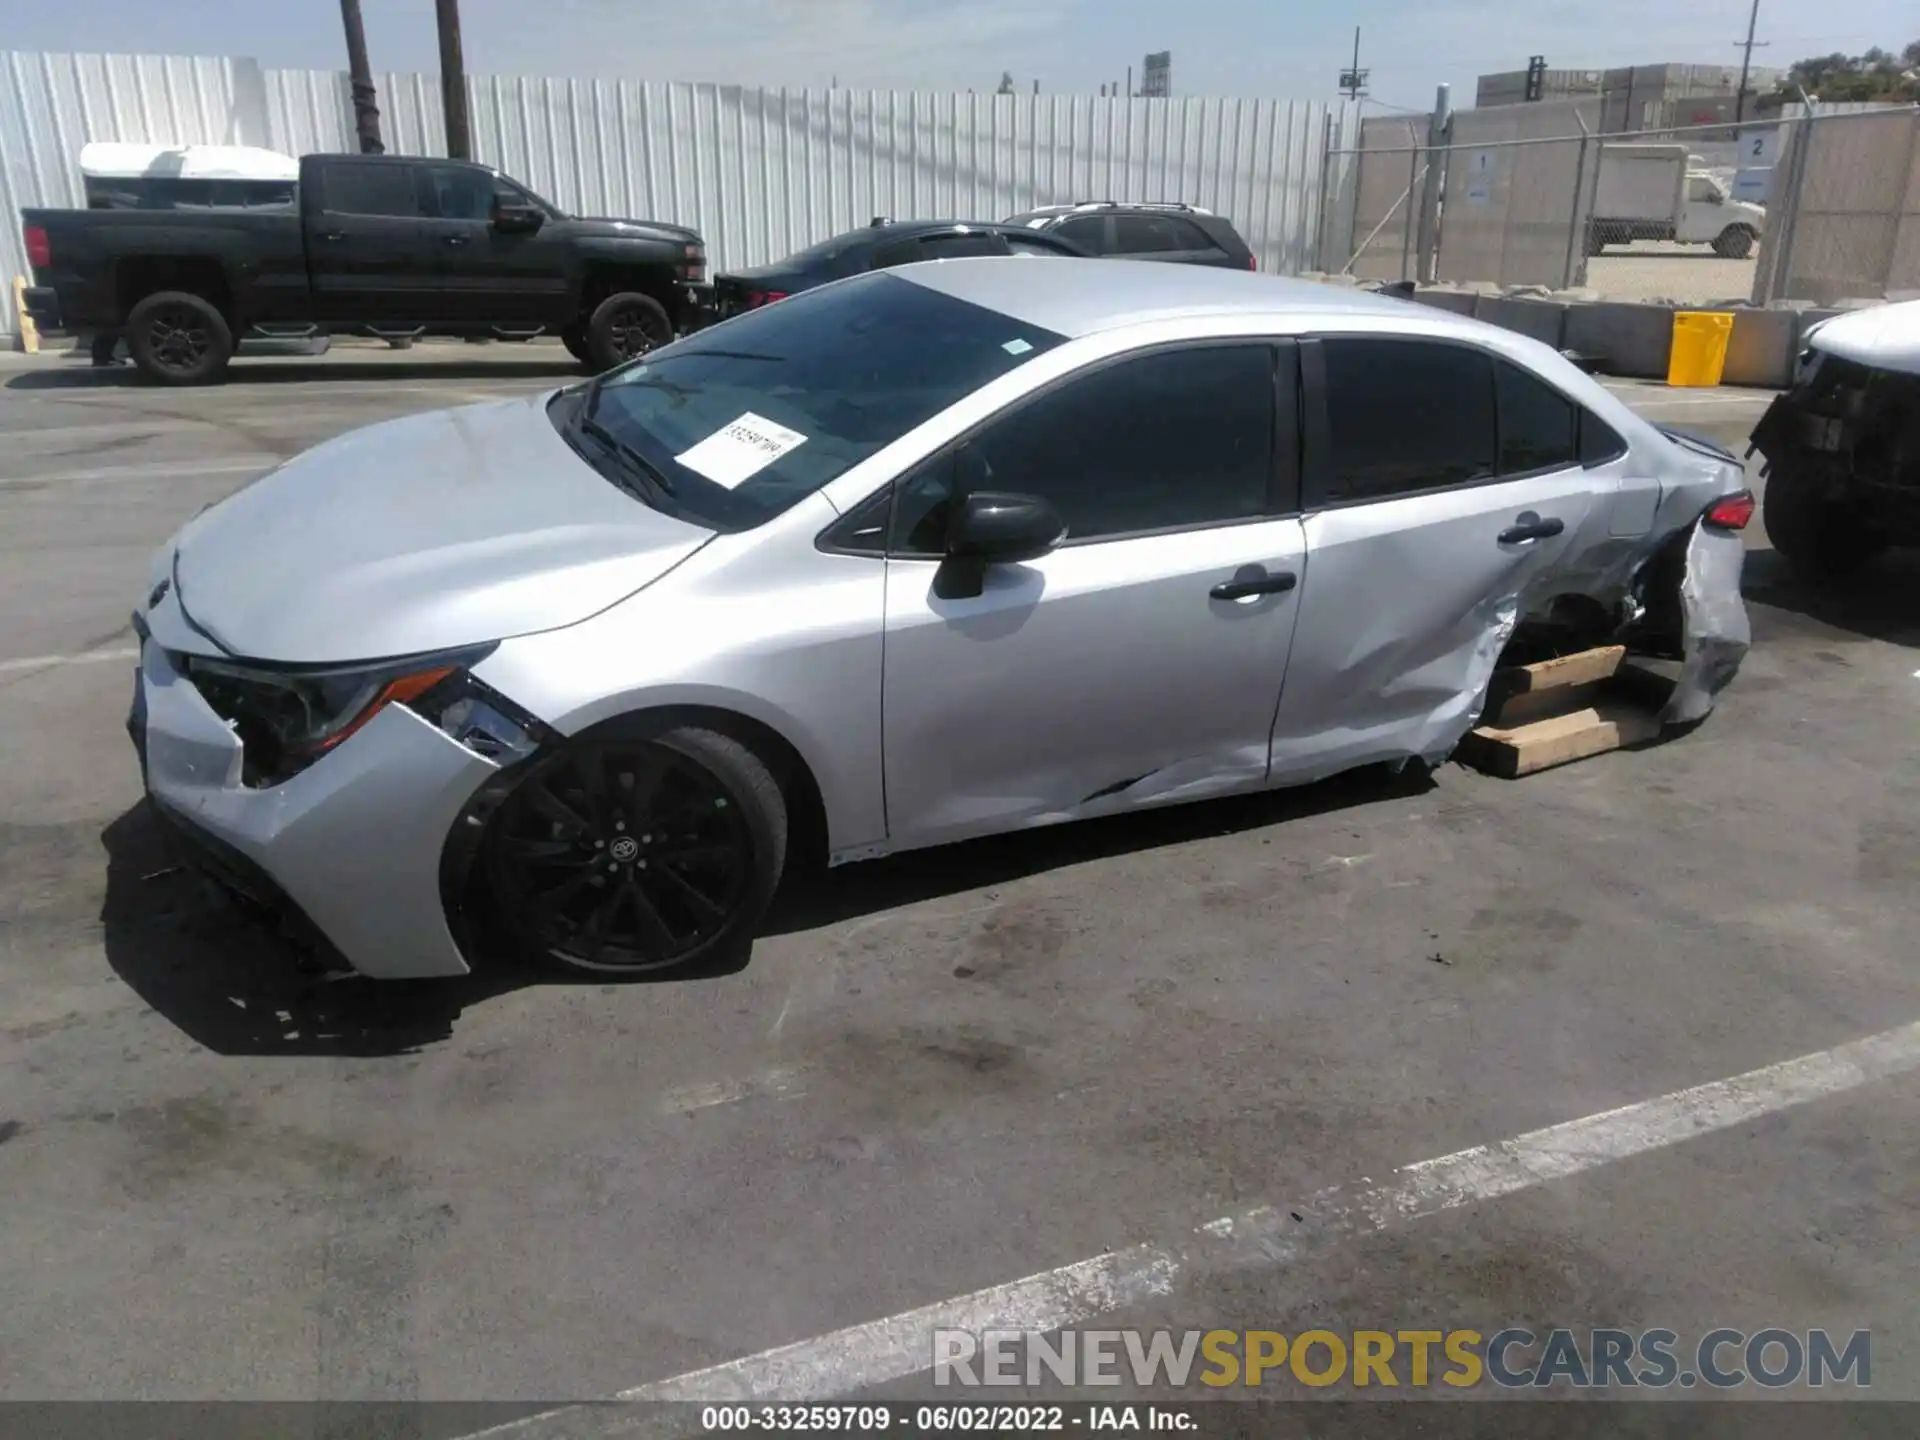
[319,229,346,242]
[1498,515,1566,545]
[443,234,469,246]
[1210,571,1298,601]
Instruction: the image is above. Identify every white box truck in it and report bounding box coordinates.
[1587,143,1766,258]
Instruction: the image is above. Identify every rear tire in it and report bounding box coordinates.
[125,291,233,386]
[1712,225,1756,259]
[484,725,788,979]
[584,292,673,372]
[1761,461,1886,580]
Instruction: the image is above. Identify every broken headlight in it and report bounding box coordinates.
[182,644,506,786]
[408,670,555,765]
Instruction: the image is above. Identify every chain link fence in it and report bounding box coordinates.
[1319,102,1920,308]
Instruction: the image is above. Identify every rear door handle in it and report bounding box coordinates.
[319,230,346,242]
[1498,515,1566,544]
[1210,571,1298,601]
[443,234,469,246]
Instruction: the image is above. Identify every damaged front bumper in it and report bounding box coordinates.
[130,641,501,978]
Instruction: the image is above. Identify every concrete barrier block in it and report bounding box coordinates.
[1561,301,1675,380]
[1410,289,1478,316]
[1723,307,1798,389]
[1473,296,1569,349]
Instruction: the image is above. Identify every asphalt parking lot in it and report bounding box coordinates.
[2,340,1918,1426]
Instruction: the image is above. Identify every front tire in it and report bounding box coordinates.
[484,725,788,978]
[561,325,593,366]
[126,291,233,386]
[1761,461,1886,580]
[1712,225,1756,259]
[584,292,673,372]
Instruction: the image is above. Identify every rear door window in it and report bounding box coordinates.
[1320,339,1497,501]
[1052,215,1109,254]
[1112,214,1184,253]
[319,163,429,218]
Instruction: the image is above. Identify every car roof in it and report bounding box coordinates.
[891,257,1432,339]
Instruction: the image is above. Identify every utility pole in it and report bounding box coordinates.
[339,0,384,154]
[436,0,473,159]
[1338,28,1369,103]
[1734,0,1768,123]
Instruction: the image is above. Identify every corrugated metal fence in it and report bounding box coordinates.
[1,49,1356,339]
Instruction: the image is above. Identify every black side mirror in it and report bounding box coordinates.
[492,204,543,233]
[934,491,1066,600]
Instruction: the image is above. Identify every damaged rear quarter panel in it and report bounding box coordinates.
[1266,474,1604,784]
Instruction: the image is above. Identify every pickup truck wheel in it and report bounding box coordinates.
[1762,461,1886,580]
[561,325,593,365]
[1712,225,1756,259]
[585,293,672,372]
[126,291,233,386]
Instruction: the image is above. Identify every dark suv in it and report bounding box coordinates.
[1001,201,1257,270]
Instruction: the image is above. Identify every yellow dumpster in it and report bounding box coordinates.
[1667,310,1733,387]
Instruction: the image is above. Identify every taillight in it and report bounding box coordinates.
[1246,254,1257,271]
[24,224,50,268]
[683,243,706,283]
[747,290,789,309]
[1704,490,1755,531]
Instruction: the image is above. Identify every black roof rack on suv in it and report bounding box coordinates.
[1063,200,1211,215]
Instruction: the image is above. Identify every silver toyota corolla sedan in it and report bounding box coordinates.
[127,258,1752,980]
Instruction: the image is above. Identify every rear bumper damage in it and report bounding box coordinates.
[1438,515,1749,760]
[1662,520,1750,726]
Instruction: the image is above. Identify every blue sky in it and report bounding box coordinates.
[6,0,1914,110]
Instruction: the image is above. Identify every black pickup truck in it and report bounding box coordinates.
[21,152,709,384]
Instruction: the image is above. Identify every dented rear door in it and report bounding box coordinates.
[1267,336,1598,783]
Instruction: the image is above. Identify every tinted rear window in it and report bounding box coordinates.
[1321,339,1497,501]
[319,163,426,218]
[583,273,1067,530]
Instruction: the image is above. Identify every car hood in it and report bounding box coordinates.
[563,217,703,246]
[1804,298,1920,377]
[165,393,712,664]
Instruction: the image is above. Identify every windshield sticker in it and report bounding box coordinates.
[1002,338,1034,355]
[674,412,810,489]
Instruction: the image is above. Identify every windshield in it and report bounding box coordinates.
[575,273,1067,530]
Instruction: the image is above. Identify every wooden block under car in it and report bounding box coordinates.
[1456,701,1664,779]
[1459,645,1671,778]
[1481,644,1625,729]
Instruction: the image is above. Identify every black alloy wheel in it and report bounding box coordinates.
[145,303,213,372]
[585,291,674,372]
[484,728,785,975]
[125,289,234,386]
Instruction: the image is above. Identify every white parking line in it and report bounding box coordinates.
[0,645,139,676]
[466,1016,1920,1436]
